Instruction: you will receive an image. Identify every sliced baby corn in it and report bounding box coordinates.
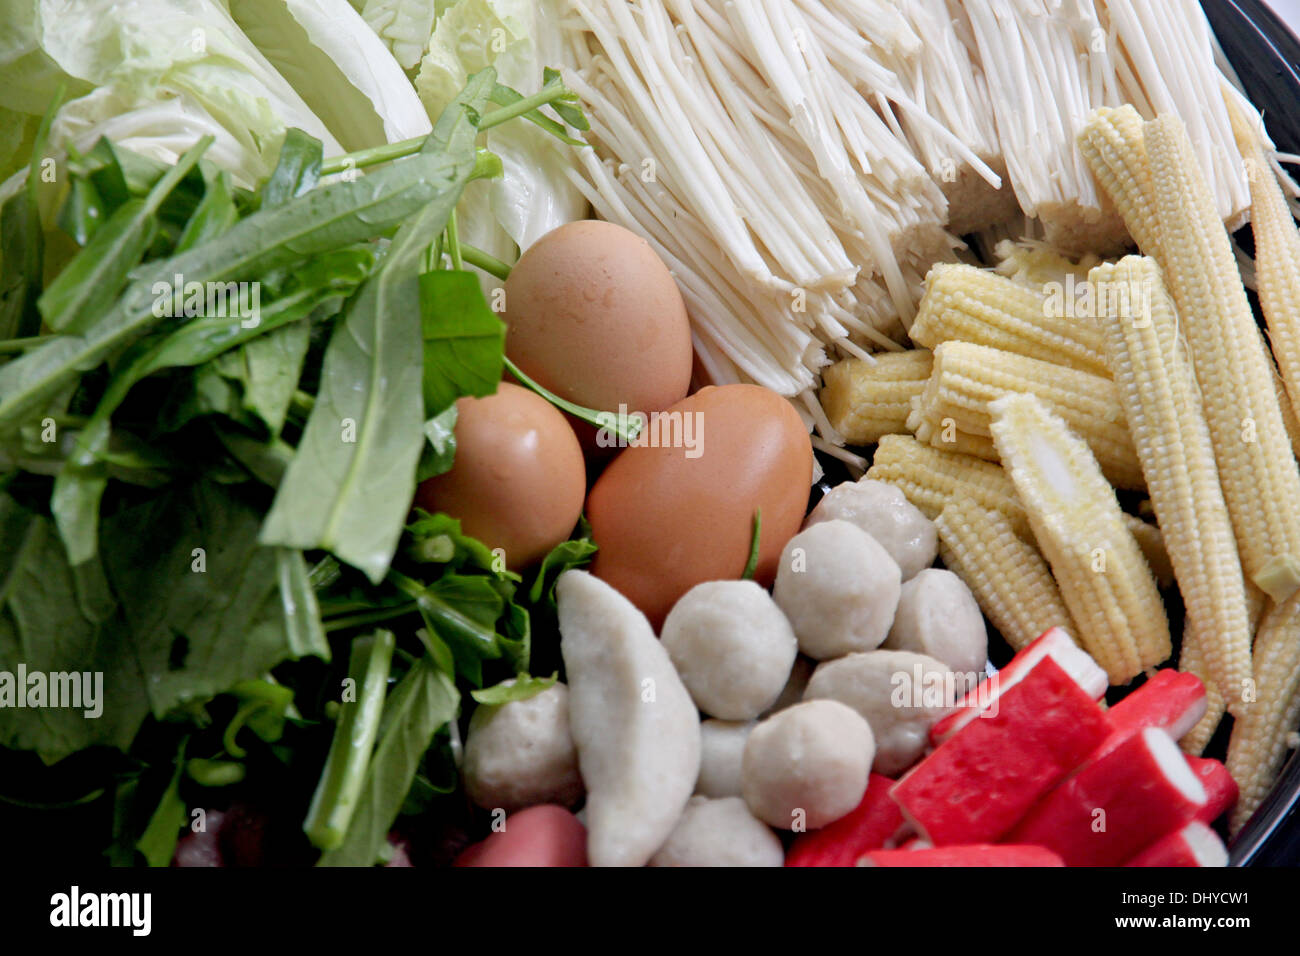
[910,263,1110,377]
[821,350,932,445]
[1227,591,1300,832]
[936,499,1075,652]
[1178,620,1227,757]
[1092,256,1252,706]
[1231,101,1300,426]
[1078,106,1164,259]
[988,393,1171,685]
[1143,114,1300,603]
[907,340,1143,488]
[866,434,1028,536]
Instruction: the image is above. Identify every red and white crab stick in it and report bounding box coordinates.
[1187,755,1238,824]
[1098,669,1207,755]
[858,845,1064,867]
[1008,728,1207,866]
[891,652,1110,845]
[1125,821,1228,867]
[930,627,1107,745]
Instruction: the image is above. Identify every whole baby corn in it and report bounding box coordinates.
[988,393,1171,685]
[1092,256,1251,708]
[821,350,933,445]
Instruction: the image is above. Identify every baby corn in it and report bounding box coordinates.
[908,340,1143,488]
[821,350,932,445]
[866,434,1028,536]
[1227,591,1300,832]
[1143,114,1300,603]
[936,499,1074,652]
[1123,514,1174,589]
[1078,106,1164,260]
[1231,102,1300,426]
[911,263,1109,377]
[1092,256,1252,707]
[1178,621,1227,757]
[988,393,1171,685]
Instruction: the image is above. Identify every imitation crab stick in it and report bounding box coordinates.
[858,845,1064,867]
[1097,670,1208,756]
[1187,756,1238,825]
[1125,821,1228,868]
[891,654,1109,845]
[784,773,905,867]
[930,626,1107,745]
[1007,728,1207,867]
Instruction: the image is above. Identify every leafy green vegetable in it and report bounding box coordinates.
[417,403,458,481]
[38,136,212,335]
[135,741,188,868]
[318,655,458,866]
[304,630,396,851]
[0,88,61,341]
[214,320,311,436]
[419,269,505,414]
[260,71,495,583]
[259,128,323,208]
[174,168,239,253]
[470,671,556,705]
[528,517,597,606]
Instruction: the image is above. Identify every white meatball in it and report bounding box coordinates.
[773,520,902,660]
[696,719,754,798]
[806,479,937,580]
[661,580,797,719]
[804,650,953,776]
[884,569,988,674]
[649,796,784,867]
[558,570,701,867]
[463,682,583,813]
[741,699,874,830]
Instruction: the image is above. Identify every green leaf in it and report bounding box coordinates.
[174,168,239,253]
[215,319,311,436]
[260,72,495,583]
[0,190,44,341]
[303,630,395,851]
[528,518,597,607]
[318,656,458,867]
[405,509,503,572]
[470,671,556,706]
[275,547,330,660]
[392,569,507,686]
[38,135,213,334]
[416,403,457,482]
[419,269,504,415]
[0,132,479,433]
[260,129,323,209]
[135,741,188,868]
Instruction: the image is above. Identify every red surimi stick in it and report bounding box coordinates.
[1125,821,1228,867]
[859,845,1064,867]
[785,773,905,867]
[930,627,1108,745]
[1187,756,1238,824]
[1098,670,1207,755]
[1007,728,1207,866]
[890,654,1110,845]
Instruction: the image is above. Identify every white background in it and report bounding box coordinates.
[1267,0,1300,34]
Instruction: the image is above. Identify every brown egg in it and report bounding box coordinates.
[586,384,813,629]
[503,220,693,443]
[414,383,585,569]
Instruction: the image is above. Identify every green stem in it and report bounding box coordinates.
[0,336,47,355]
[458,242,512,281]
[503,356,643,443]
[741,509,763,580]
[445,211,464,272]
[322,602,418,634]
[478,86,572,132]
[291,389,316,418]
[322,143,501,180]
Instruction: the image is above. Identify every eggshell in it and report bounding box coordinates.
[504,220,692,437]
[453,805,588,867]
[585,384,812,628]
[414,382,585,569]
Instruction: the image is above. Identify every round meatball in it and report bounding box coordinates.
[773,520,902,660]
[804,650,954,776]
[741,699,874,829]
[649,796,784,867]
[463,683,584,813]
[884,568,988,674]
[806,479,937,580]
[660,580,798,719]
[696,719,754,798]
